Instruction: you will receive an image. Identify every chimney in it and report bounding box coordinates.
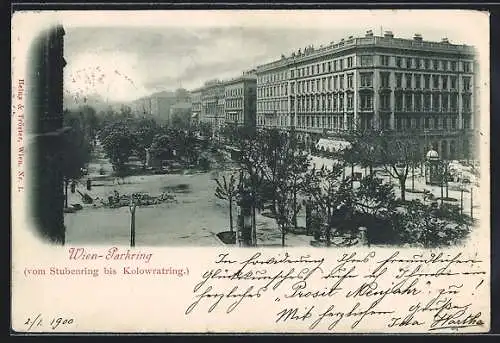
[413,33,423,41]
[384,31,394,38]
[365,30,374,37]
[441,37,450,44]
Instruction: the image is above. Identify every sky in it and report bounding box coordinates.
[55,10,488,103]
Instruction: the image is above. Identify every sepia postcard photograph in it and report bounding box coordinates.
[11,9,491,334]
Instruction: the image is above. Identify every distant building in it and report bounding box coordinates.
[26,24,67,244]
[223,72,257,128]
[131,91,176,122]
[190,70,257,132]
[190,88,202,125]
[255,31,478,159]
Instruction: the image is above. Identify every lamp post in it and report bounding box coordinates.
[129,195,137,247]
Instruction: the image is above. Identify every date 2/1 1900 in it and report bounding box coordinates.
[22,314,75,331]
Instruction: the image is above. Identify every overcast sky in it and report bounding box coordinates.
[57,10,488,102]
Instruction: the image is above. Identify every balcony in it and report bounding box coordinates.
[359,106,374,113]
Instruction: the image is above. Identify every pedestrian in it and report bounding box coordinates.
[70,180,76,194]
[86,179,92,191]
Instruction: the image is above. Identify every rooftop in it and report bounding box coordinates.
[256,30,475,72]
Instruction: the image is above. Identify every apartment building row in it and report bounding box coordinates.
[190,71,257,131]
[191,31,479,160]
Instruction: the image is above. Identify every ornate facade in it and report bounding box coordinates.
[255,31,478,159]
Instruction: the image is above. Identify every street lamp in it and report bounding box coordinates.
[129,195,137,247]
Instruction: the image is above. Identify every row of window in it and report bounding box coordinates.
[257,113,472,131]
[225,87,244,97]
[386,56,472,73]
[225,99,244,109]
[256,93,472,113]
[257,56,473,86]
[258,73,471,97]
[393,73,471,90]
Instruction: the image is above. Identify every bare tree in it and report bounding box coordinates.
[214,173,240,233]
[305,163,351,246]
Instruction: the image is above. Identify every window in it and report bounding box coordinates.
[405,93,412,111]
[322,63,326,73]
[380,94,390,109]
[360,73,373,87]
[339,59,344,70]
[347,93,354,110]
[328,62,332,72]
[463,95,471,112]
[333,60,338,71]
[395,94,403,111]
[422,74,429,89]
[442,60,448,71]
[339,75,344,89]
[442,94,449,111]
[327,77,332,90]
[451,76,457,90]
[415,74,421,89]
[316,79,320,92]
[463,61,471,73]
[339,94,344,110]
[405,73,412,89]
[347,57,353,68]
[396,57,402,68]
[381,72,390,88]
[464,115,471,129]
[451,94,458,111]
[451,61,457,71]
[333,76,338,89]
[424,59,430,69]
[463,76,471,91]
[432,94,440,111]
[290,70,295,78]
[415,58,421,69]
[396,117,402,130]
[406,57,412,69]
[360,55,373,66]
[360,94,373,110]
[322,78,326,91]
[381,55,390,66]
[347,73,353,88]
[432,75,439,89]
[432,59,439,70]
[443,116,448,130]
[424,117,430,129]
[396,73,403,88]
[452,116,457,129]
[415,94,422,111]
[442,76,448,90]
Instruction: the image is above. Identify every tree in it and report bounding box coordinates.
[354,175,397,217]
[100,122,137,175]
[214,173,240,233]
[132,118,159,167]
[255,129,310,246]
[238,127,266,245]
[305,163,351,246]
[376,133,421,202]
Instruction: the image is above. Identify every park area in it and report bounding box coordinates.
[61,107,481,248]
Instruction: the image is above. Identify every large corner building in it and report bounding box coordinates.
[255,31,478,159]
